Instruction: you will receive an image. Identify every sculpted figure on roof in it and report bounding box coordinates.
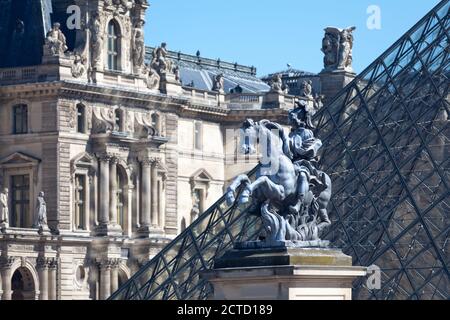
[322,26,356,72]
[151,43,174,75]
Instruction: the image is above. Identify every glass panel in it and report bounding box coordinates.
[110,2,450,301]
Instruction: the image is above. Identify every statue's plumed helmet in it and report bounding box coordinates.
[242,119,255,129]
[289,100,314,129]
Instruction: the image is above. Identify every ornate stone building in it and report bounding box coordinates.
[0,0,353,300]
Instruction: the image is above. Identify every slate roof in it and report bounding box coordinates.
[145,47,271,94]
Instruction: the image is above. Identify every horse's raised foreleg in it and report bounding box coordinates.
[239,176,285,204]
[225,174,251,206]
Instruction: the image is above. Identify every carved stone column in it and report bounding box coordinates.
[139,159,152,236]
[151,160,159,227]
[37,258,49,300]
[158,174,166,231]
[110,259,120,295]
[0,257,15,300]
[99,260,112,300]
[98,154,111,229]
[48,259,57,300]
[110,158,118,226]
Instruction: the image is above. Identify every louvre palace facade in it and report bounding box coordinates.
[0,0,448,301]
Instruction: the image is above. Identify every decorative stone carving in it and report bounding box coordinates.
[96,258,120,270]
[68,105,77,129]
[37,256,55,269]
[104,0,134,13]
[0,256,16,269]
[226,102,332,247]
[144,65,160,90]
[86,105,93,131]
[132,20,145,71]
[125,111,134,132]
[212,73,225,93]
[71,53,87,78]
[44,22,68,56]
[0,187,9,230]
[92,108,115,134]
[33,191,49,232]
[322,26,356,72]
[134,113,156,138]
[96,152,115,163]
[90,12,104,68]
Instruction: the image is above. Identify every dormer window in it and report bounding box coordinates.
[107,20,120,71]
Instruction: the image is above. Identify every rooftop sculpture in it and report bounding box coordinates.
[321,26,356,72]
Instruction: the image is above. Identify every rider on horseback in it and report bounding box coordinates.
[286,101,328,221]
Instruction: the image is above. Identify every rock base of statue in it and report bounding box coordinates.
[201,244,367,300]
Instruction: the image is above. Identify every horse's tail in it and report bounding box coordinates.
[261,203,286,242]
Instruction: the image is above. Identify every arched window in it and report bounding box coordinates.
[107,20,120,71]
[13,104,28,134]
[76,104,85,133]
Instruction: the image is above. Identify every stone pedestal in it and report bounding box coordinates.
[201,246,366,300]
[160,73,182,95]
[263,92,285,109]
[319,70,356,104]
[37,225,52,236]
[0,222,8,233]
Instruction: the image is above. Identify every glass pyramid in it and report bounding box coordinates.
[315,0,449,300]
[111,0,448,300]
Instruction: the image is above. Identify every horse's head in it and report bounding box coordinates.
[240,119,259,155]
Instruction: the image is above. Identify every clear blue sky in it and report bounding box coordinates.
[144,0,441,76]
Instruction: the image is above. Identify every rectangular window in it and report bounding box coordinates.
[107,21,119,71]
[11,174,30,228]
[77,105,85,133]
[194,122,202,151]
[74,175,86,230]
[13,104,28,134]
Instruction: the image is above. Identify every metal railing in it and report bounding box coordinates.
[109,165,261,300]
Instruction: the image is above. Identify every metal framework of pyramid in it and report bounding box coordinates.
[110,0,449,300]
[317,0,449,299]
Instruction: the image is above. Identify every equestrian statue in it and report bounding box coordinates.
[226,101,332,246]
